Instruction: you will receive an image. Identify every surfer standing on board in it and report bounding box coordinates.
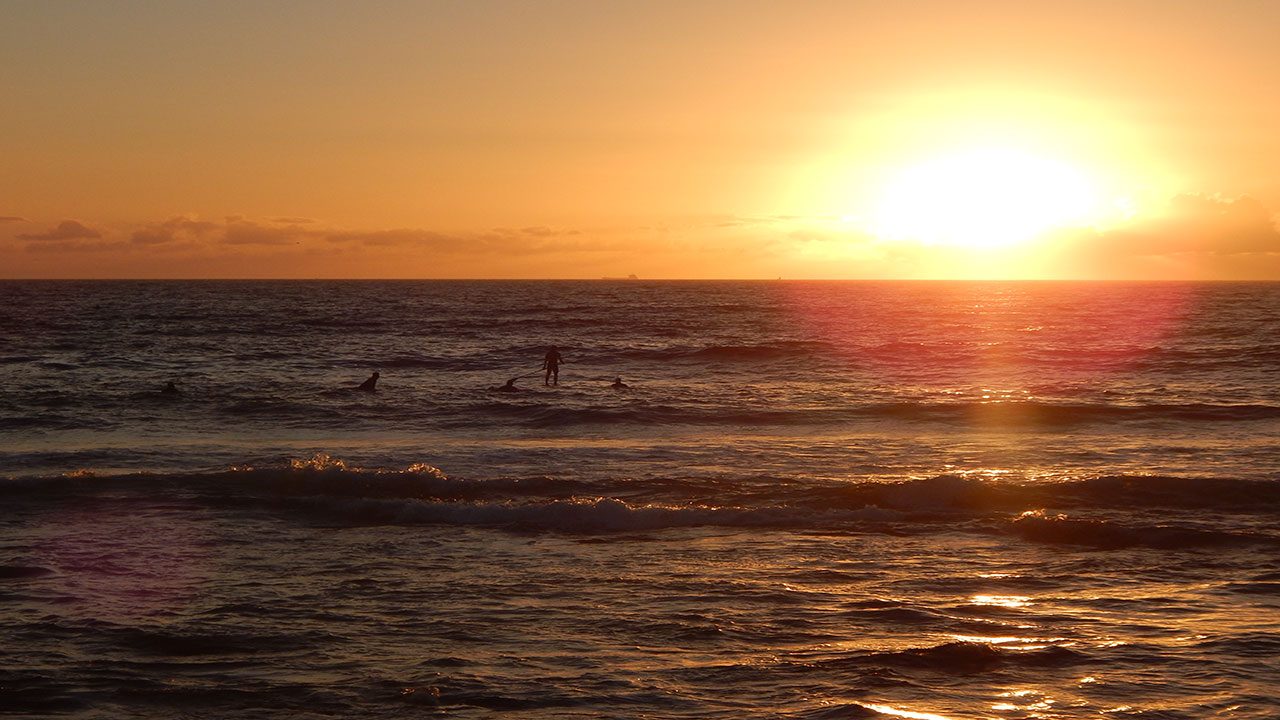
[543,346,563,386]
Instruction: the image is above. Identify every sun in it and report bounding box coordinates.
[868,145,1104,249]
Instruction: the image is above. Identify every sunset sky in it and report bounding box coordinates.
[4,0,1280,279]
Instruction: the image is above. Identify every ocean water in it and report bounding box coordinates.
[1,280,1278,718]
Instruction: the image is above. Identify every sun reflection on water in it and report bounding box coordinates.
[992,687,1057,713]
[864,703,954,720]
[970,594,1033,608]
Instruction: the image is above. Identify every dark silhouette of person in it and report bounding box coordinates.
[161,381,181,395]
[358,372,380,392]
[543,346,562,386]
[495,377,520,392]
[611,376,629,389]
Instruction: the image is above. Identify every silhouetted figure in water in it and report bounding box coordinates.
[161,381,181,395]
[543,346,562,386]
[358,372,380,392]
[495,377,520,392]
[611,376,629,390]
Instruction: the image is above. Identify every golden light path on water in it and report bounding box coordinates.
[863,703,956,720]
[969,594,1033,609]
[776,281,1201,438]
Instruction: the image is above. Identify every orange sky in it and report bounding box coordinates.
[3,0,1280,279]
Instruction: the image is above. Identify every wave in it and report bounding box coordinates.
[345,355,468,369]
[869,400,1280,425]
[11,392,1280,433]
[800,641,1088,678]
[113,627,322,657]
[0,565,56,579]
[810,473,1280,513]
[590,341,837,363]
[258,495,1280,546]
[436,399,1280,430]
[283,495,858,533]
[6,456,1278,513]
[1009,511,1280,549]
[4,457,1278,549]
[457,402,811,428]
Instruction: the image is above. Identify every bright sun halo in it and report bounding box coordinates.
[869,146,1103,250]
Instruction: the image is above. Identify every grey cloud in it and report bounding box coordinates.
[0,216,26,223]
[18,220,101,241]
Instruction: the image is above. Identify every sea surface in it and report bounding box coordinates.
[1,280,1278,718]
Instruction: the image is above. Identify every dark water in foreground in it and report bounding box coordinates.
[2,280,1278,718]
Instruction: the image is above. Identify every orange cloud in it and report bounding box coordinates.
[5,196,1280,279]
[1106,194,1280,256]
[18,220,101,241]
[130,217,221,245]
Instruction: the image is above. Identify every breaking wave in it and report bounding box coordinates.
[4,456,1277,546]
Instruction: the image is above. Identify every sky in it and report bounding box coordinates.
[3,0,1280,279]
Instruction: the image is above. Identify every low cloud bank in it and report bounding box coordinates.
[3,195,1279,278]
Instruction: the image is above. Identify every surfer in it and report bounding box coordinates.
[357,372,380,392]
[161,380,181,395]
[495,377,521,392]
[611,376,629,390]
[542,346,562,386]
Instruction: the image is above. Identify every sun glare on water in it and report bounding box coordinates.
[869,146,1103,250]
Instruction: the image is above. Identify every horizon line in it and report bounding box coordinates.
[3,277,1279,283]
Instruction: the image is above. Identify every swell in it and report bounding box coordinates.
[813,640,1089,674]
[471,398,1280,427]
[7,459,1277,509]
[4,459,1278,546]
[1007,511,1280,550]
[241,398,1280,429]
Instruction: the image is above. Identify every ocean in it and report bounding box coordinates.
[2,280,1278,718]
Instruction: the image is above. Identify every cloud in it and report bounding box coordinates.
[130,216,221,245]
[1103,194,1280,256]
[18,220,101,241]
[127,217,317,246]
[0,216,25,223]
[223,220,312,245]
[326,228,456,249]
[325,226,613,254]
[25,240,127,254]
